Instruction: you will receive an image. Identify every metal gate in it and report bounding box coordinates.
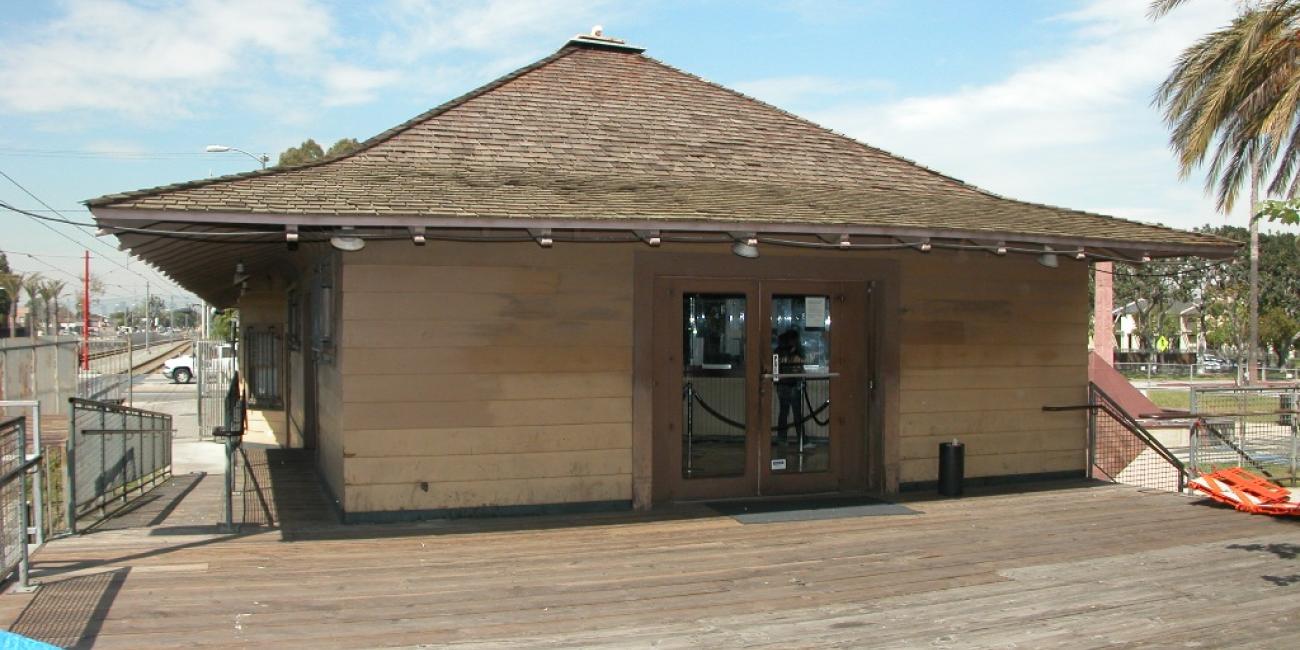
[1190,386,1299,487]
[196,340,236,440]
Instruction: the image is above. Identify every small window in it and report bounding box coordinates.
[245,326,283,409]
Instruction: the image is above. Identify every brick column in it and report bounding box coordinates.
[1094,262,1114,365]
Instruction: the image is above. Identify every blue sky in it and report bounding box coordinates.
[0,0,1286,309]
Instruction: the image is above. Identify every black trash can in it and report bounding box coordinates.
[938,441,964,497]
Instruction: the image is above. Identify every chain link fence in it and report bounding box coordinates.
[1115,362,1299,383]
[1087,384,1187,493]
[78,338,131,402]
[1189,386,1299,487]
[67,398,172,532]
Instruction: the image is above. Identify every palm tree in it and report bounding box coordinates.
[22,273,43,337]
[41,279,66,336]
[1151,0,1300,382]
[0,273,22,337]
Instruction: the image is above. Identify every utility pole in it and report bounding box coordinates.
[144,281,151,353]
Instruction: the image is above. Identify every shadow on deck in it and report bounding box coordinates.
[3,479,1296,648]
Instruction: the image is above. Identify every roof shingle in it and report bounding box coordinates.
[87,39,1234,255]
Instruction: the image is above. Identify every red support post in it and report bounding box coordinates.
[82,250,90,370]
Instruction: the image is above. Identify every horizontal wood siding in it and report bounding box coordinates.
[316,352,345,507]
[340,242,633,514]
[896,251,1087,484]
[335,241,1086,513]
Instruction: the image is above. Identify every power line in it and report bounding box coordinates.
[0,148,213,159]
[1094,261,1234,278]
[0,200,291,240]
[0,169,177,287]
[0,248,90,259]
[4,252,83,282]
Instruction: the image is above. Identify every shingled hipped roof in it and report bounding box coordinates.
[89,35,1235,260]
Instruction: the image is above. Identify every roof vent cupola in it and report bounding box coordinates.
[567,26,645,53]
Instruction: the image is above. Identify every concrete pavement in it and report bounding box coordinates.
[127,372,225,474]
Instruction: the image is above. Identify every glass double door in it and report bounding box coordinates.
[663,278,865,500]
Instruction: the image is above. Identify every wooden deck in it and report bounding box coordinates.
[2,457,1298,648]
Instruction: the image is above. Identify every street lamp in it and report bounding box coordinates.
[205,145,269,169]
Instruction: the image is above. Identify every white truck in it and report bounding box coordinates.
[162,344,235,384]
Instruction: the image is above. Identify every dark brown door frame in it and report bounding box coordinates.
[632,251,902,509]
[757,279,866,497]
[655,278,762,501]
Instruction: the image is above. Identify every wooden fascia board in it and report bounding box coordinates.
[92,207,1239,259]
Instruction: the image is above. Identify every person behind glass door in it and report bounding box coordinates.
[775,329,805,448]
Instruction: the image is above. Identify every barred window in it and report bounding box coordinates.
[245,326,284,409]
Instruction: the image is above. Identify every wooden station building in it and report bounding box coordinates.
[88,32,1235,522]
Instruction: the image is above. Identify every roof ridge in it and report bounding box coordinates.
[86,45,587,207]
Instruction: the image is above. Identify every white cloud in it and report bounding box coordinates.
[0,0,336,116]
[736,0,1246,229]
[375,0,621,62]
[731,75,893,107]
[322,65,403,107]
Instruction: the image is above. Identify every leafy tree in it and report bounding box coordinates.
[38,279,66,335]
[1112,258,1200,360]
[1260,307,1300,365]
[277,138,360,167]
[0,270,21,337]
[0,253,9,327]
[326,138,361,157]
[22,273,42,336]
[213,308,238,342]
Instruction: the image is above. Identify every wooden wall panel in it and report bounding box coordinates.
[346,423,630,457]
[339,241,635,514]
[347,475,631,512]
[341,372,631,404]
[895,251,1088,484]
[344,449,631,485]
[334,240,1090,513]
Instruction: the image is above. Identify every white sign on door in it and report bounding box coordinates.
[805,297,827,329]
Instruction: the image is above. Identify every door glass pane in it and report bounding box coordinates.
[770,295,831,474]
[682,293,747,479]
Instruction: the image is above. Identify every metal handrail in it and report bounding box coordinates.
[0,416,40,591]
[1089,383,1188,478]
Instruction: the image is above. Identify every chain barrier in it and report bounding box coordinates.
[682,381,830,432]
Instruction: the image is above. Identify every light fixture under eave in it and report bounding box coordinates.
[731,238,759,259]
[1140,253,1152,263]
[1075,248,1087,260]
[410,226,426,246]
[330,227,366,252]
[919,238,932,252]
[1037,246,1058,268]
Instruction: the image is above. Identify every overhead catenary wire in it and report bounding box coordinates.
[0,170,180,288]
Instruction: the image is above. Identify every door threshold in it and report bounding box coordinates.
[676,489,879,506]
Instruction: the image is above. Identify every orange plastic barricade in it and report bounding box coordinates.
[1187,468,1300,516]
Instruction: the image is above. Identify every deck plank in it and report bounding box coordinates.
[3,466,1296,648]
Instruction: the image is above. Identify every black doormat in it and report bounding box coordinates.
[705,495,920,524]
